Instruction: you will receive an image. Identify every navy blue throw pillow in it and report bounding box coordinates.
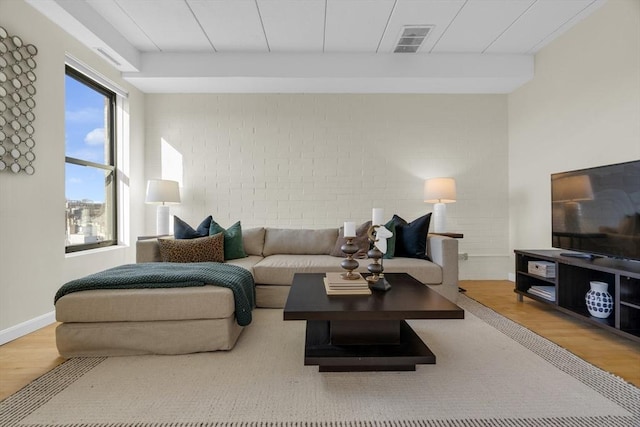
[391,213,432,260]
[174,215,212,239]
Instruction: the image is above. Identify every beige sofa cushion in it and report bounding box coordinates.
[56,286,235,323]
[262,228,338,256]
[253,254,443,286]
[242,227,265,256]
[225,255,263,279]
[253,254,345,285]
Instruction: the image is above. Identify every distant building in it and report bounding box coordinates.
[65,200,107,246]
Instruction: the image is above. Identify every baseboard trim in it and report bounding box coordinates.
[0,311,56,345]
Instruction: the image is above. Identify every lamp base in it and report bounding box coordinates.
[564,201,582,233]
[156,205,171,236]
[432,202,447,233]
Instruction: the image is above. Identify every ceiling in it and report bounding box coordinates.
[27,0,606,94]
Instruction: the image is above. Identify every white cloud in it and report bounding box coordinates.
[84,128,105,146]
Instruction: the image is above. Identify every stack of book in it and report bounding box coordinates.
[323,272,371,295]
[528,285,556,301]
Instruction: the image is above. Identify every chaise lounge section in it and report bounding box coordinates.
[56,287,242,357]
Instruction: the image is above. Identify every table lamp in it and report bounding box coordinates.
[145,179,181,235]
[424,177,456,233]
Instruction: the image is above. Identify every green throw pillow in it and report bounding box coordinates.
[383,219,396,259]
[209,220,247,260]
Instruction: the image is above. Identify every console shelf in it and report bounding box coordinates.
[514,249,640,342]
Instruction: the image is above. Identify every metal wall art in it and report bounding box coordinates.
[0,26,37,175]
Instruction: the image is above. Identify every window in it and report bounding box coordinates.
[65,65,117,252]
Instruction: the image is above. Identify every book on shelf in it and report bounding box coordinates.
[527,285,556,301]
[527,261,556,278]
[528,285,555,296]
[323,278,371,295]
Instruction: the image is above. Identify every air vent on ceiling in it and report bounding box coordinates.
[393,26,432,53]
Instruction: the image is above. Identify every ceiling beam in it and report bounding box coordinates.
[26,0,140,72]
[123,52,533,93]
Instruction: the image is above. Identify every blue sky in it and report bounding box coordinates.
[65,75,109,202]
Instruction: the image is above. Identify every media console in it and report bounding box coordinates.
[514,249,640,342]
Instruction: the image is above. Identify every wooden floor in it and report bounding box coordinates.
[0,322,65,400]
[460,280,640,387]
[1,280,639,401]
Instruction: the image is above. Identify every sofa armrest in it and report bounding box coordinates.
[427,234,459,289]
[136,238,163,263]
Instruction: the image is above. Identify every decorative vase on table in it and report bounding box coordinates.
[585,281,613,319]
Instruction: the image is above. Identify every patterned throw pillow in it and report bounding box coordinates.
[157,233,224,263]
[330,221,372,258]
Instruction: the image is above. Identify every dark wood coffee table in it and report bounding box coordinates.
[283,272,464,372]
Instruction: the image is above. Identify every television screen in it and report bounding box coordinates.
[551,160,640,261]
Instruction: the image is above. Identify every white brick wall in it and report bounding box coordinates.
[145,94,510,279]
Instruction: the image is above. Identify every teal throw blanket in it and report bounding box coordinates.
[55,262,255,326]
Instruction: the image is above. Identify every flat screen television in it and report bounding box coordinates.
[551,160,640,261]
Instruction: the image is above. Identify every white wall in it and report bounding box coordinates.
[145,94,511,279]
[0,1,146,338]
[508,0,640,273]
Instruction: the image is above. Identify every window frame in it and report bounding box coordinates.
[64,65,118,253]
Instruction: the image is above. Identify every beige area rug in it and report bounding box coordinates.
[1,295,639,427]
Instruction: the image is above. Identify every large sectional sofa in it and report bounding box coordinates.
[138,227,460,305]
[55,226,458,357]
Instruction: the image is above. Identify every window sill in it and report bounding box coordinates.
[65,244,127,258]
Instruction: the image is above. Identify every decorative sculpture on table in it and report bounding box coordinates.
[340,221,361,280]
[366,208,393,291]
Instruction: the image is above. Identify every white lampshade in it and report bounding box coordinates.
[145,179,181,236]
[424,177,457,203]
[552,175,593,202]
[145,179,181,204]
